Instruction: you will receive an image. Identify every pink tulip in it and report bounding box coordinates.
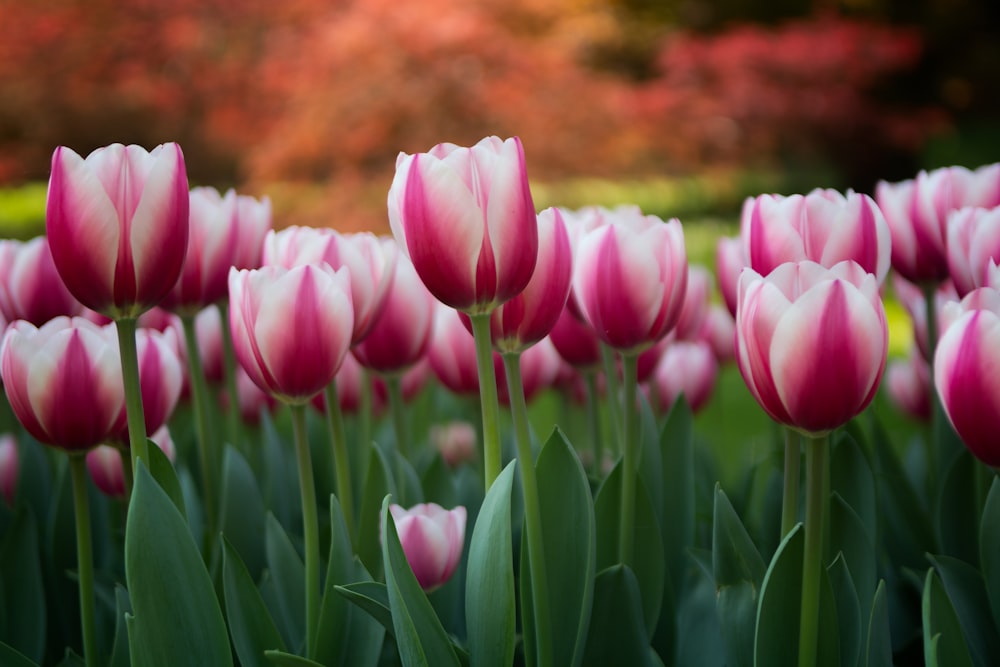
[716,234,746,317]
[1,317,124,450]
[673,265,713,341]
[430,421,477,468]
[560,205,617,319]
[87,426,175,498]
[548,306,602,370]
[946,206,1000,298]
[892,274,958,362]
[0,435,18,506]
[233,193,272,270]
[111,327,183,443]
[229,264,353,403]
[159,187,240,314]
[742,189,891,284]
[698,304,736,365]
[388,136,538,314]
[352,255,436,374]
[736,260,888,434]
[46,143,189,319]
[226,365,279,425]
[309,352,387,416]
[389,502,467,591]
[885,351,931,422]
[0,237,84,325]
[636,338,669,383]
[572,210,688,352]
[647,340,719,413]
[193,305,224,384]
[428,305,480,396]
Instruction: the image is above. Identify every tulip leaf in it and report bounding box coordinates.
[864,580,892,667]
[830,432,876,546]
[754,524,840,667]
[420,454,458,508]
[594,459,664,635]
[358,446,395,579]
[936,449,980,566]
[54,648,84,667]
[927,553,1000,667]
[660,395,694,593]
[922,568,974,667]
[222,536,287,667]
[219,445,267,579]
[124,463,233,667]
[379,495,461,667]
[0,640,40,667]
[334,564,386,667]
[0,507,45,663]
[263,650,325,667]
[581,565,652,667]
[335,582,393,639]
[466,460,515,667]
[829,492,877,617]
[262,514,305,654]
[392,450,424,508]
[147,437,185,519]
[108,584,133,667]
[260,410,293,528]
[828,554,862,667]
[979,477,1000,633]
[638,392,664,521]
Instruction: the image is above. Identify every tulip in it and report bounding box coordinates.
[310,352,387,416]
[110,327,183,444]
[389,502,467,591]
[430,421,477,468]
[229,264,354,404]
[892,274,958,362]
[87,426,176,498]
[946,206,1000,298]
[0,435,18,506]
[716,234,746,317]
[742,189,891,284]
[636,338,669,384]
[736,260,888,435]
[647,340,719,413]
[192,305,224,385]
[46,143,189,319]
[885,351,932,422]
[549,307,602,370]
[227,364,279,425]
[0,237,84,325]
[673,265,713,341]
[427,305,480,396]
[233,193,272,270]
[698,304,736,365]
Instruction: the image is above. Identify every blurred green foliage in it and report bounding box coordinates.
[0,183,46,240]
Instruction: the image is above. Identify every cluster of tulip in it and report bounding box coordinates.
[0,134,999,667]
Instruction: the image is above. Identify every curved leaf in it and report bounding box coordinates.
[263,514,305,654]
[922,568,973,667]
[0,508,45,663]
[928,553,1000,667]
[582,565,652,667]
[223,537,286,667]
[219,445,267,579]
[864,581,892,667]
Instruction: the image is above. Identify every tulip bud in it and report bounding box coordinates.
[389,502,467,591]
[0,237,84,325]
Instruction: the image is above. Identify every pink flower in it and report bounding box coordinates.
[233,193,272,270]
[430,421,477,468]
[309,352,387,416]
[647,340,719,413]
[572,209,688,352]
[0,237,84,325]
[742,189,891,284]
[698,305,737,365]
[673,265,713,341]
[388,136,538,314]
[946,206,1000,298]
[1,317,124,451]
[892,274,958,362]
[228,264,353,403]
[548,307,602,370]
[46,143,189,319]
[389,502,467,591]
[111,327,183,444]
[87,426,175,498]
[736,260,888,435]
[885,351,931,422]
[0,435,18,506]
[228,365,279,425]
[495,336,561,405]
[716,234,746,317]
[428,305,480,396]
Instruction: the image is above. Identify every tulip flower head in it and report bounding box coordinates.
[946,206,1000,298]
[548,306,602,370]
[430,421,477,468]
[0,237,85,326]
[233,193,272,270]
[389,502,467,591]
[647,340,719,413]
[885,351,932,422]
[736,260,888,435]
[716,234,747,318]
[87,426,175,498]
[46,143,189,319]
[110,327,184,444]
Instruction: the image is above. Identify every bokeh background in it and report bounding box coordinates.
[0,0,997,234]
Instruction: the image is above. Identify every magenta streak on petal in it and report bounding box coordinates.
[239,277,281,396]
[943,313,1000,465]
[471,158,498,308]
[741,290,792,424]
[278,271,342,398]
[855,198,879,276]
[111,154,139,309]
[907,181,949,282]
[44,332,109,449]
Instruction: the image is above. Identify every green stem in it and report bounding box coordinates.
[798,432,830,667]
[502,353,554,667]
[618,352,639,565]
[69,454,97,667]
[290,404,321,659]
[217,301,243,449]
[781,428,801,538]
[923,285,941,494]
[600,344,622,454]
[324,382,356,544]
[470,313,502,489]
[115,317,148,474]
[119,445,134,501]
[386,375,409,504]
[360,368,373,457]
[585,370,602,472]
[181,314,218,539]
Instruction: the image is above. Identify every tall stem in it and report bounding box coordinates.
[115,317,148,474]
[469,313,502,489]
[181,314,218,537]
[119,446,134,500]
[69,454,97,667]
[359,369,373,458]
[386,375,409,458]
[324,382,356,544]
[600,344,622,454]
[584,370,602,472]
[781,428,801,538]
[798,432,829,667]
[216,301,243,449]
[923,284,941,492]
[502,353,554,667]
[618,352,639,565]
[291,404,321,659]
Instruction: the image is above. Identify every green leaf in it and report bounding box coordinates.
[108,585,133,667]
[125,463,233,667]
[263,514,305,654]
[219,445,267,579]
[922,568,974,667]
[927,553,1000,667]
[358,446,395,579]
[864,581,892,667]
[420,455,458,508]
[465,460,515,667]
[980,477,1000,634]
[147,437,185,519]
[595,460,664,635]
[936,450,980,566]
[335,561,386,667]
[0,507,45,663]
[335,581,393,638]
[830,432,876,547]
[828,554,861,667]
[264,650,326,667]
[380,496,460,667]
[754,524,840,667]
[0,640,40,667]
[829,492,877,618]
[54,648,85,667]
[582,565,652,667]
[223,536,287,667]
[660,396,694,594]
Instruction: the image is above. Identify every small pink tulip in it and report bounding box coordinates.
[0,237,84,325]
[389,502,467,591]
[946,206,1000,298]
[87,426,176,498]
[428,305,480,396]
[430,421,477,468]
[228,365,279,425]
[228,264,353,403]
[193,305,224,384]
[736,260,888,435]
[388,136,538,314]
[111,327,183,444]
[1,317,124,451]
[572,209,688,352]
[46,143,189,319]
[233,193,272,270]
[885,351,931,422]
[636,338,669,384]
[673,265,713,341]
[716,234,746,318]
[0,435,18,505]
[698,305,736,364]
[548,307,602,370]
[647,340,719,413]
[892,274,958,362]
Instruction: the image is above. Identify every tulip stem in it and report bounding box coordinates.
[618,351,639,565]
[69,453,98,667]
[502,353,554,667]
[386,375,410,505]
[181,314,219,543]
[600,344,622,454]
[119,445,134,500]
[360,369,374,461]
[115,317,148,475]
[291,404,321,660]
[781,428,802,538]
[217,302,243,449]
[798,432,829,667]
[470,313,503,490]
[324,382,356,545]
[585,370,602,472]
